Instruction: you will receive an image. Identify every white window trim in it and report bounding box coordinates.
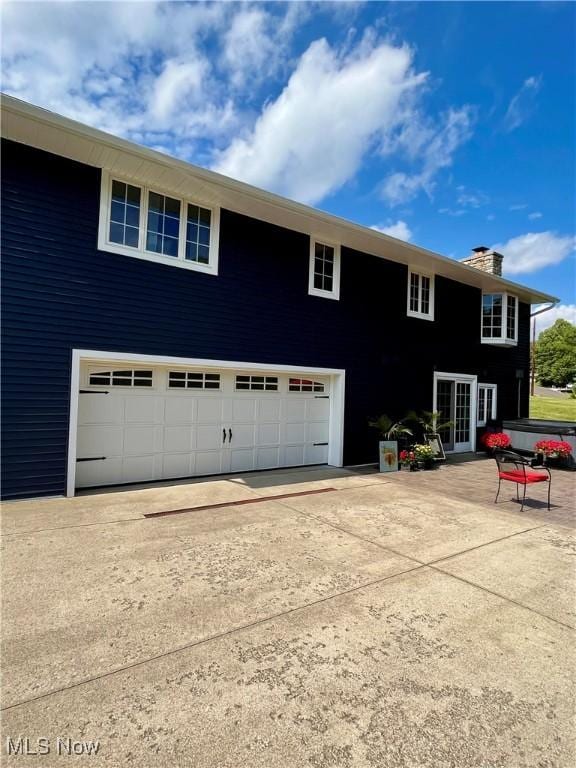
[481,292,518,346]
[308,239,341,300]
[406,268,435,321]
[477,383,497,427]
[98,171,220,275]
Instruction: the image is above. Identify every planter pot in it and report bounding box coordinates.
[379,440,399,472]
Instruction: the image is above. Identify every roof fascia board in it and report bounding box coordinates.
[0,94,558,306]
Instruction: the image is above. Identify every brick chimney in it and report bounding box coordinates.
[460,246,504,277]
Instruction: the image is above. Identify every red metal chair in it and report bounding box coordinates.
[494,450,551,511]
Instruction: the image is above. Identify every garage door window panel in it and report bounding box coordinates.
[88,369,153,387]
[168,371,221,390]
[236,375,278,391]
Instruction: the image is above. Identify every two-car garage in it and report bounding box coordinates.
[70,352,344,493]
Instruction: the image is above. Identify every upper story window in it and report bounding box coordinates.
[407,270,434,320]
[308,240,340,300]
[99,172,219,274]
[477,383,497,427]
[482,293,518,345]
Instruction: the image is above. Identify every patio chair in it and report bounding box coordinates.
[494,450,551,511]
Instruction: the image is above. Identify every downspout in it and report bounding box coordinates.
[529,302,558,400]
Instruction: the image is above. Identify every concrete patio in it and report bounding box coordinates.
[1,457,574,766]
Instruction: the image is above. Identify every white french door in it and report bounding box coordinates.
[433,372,477,453]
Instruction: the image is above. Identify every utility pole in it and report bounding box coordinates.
[530,316,536,396]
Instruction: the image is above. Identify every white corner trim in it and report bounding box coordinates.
[308,239,341,300]
[66,349,346,496]
[66,349,81,498]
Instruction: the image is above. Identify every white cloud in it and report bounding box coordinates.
[493,231,575,274]
[503,75,542,132]
[213,38,428,204]
[456,185,489,208]
[380,107,473,205]
[528,211,543,220]
[509,203,528,211]
[371,220,412,241]
[486,214,496,221]
[2,4,473,208]
[439,207,466,217]
[534,304,576,336]
[222,7,301,89]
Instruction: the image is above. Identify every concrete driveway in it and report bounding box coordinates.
[1,462,574,767]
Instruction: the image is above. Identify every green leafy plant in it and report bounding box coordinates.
[368,414,413,441]
[412,410,454,434]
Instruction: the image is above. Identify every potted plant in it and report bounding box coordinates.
[482,432,511,454]
[399,449,416,471]
[368,415,413,472]
[534,440,573,468]
[407,410,453,442]
[413,443,436,469]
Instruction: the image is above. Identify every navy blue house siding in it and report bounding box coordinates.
[1,139,530,499]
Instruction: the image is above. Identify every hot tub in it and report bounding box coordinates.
[503,418,576,466]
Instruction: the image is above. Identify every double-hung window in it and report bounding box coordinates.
[481,293,518,345]
[99,172,219,274]
[308,240,340,300]
[407,270,434,320]
[477,383,497,426]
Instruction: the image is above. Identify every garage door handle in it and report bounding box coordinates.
[222,428,227,444]
[76,457,107,462]
[313,442,328,446]
[229,428,233,442]
[80,389,109,394]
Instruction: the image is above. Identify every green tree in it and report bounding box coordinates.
[536,319,576,387]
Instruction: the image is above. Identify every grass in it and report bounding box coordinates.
[530,396,576,421]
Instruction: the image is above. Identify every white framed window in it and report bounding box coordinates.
[288,378,325,393]
[481,293,518,345]
[308,240,340,300]
[407,269,435,320]
[168,371,221,390]
[235,375,278,391]
[98,172,220,275]
[477,383,497,426]
[88,369,153,387]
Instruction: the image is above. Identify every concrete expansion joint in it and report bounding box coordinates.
[0,560,428,713]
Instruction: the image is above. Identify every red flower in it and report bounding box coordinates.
[483,432,511,449]
[534,440,572,457]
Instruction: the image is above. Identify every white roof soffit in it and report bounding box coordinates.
[1,94,558,306]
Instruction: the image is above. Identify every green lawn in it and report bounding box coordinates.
[529,396,576,421]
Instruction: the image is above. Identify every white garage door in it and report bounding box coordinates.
[75,364,331,488]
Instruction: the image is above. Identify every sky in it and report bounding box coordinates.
[2,1,574,333]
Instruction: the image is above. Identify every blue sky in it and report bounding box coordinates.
[2,1,574,331]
